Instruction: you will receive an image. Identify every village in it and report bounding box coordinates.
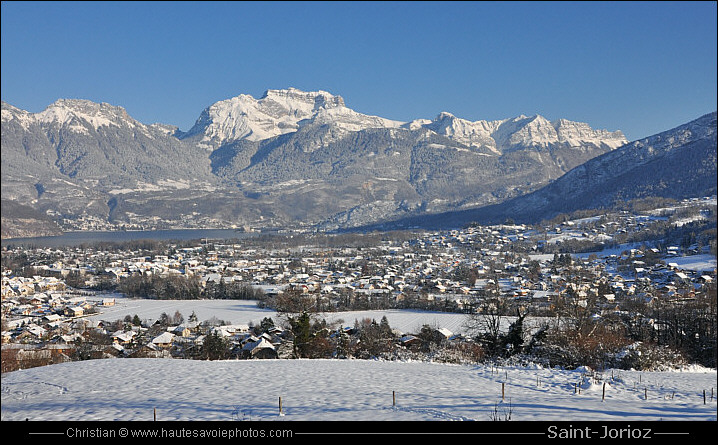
[1,197,716,372]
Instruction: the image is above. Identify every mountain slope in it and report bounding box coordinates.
[372,112,717,229]
[483,111,717,222]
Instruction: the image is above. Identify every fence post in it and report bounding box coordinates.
[279,396,282,415]
[153,408,156,421]
[502,382,505,401]
[602,383,606,402]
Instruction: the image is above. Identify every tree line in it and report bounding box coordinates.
[116,274,265,300]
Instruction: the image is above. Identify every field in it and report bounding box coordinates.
[86,296,480,336]
[2,357,715,422]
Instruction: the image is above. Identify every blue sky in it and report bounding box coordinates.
[1,1,716,141]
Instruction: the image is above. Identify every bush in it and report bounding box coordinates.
[534,323,632,370]
[616,342,687,371]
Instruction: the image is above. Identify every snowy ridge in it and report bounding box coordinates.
[462,111,718,225]
[1,102,35,131]
[179,87,627,152]
[181,87,403,149]
[3,90,627,152]
[37,99,131,130]
[414,112,627,154]
[2,99,180,140]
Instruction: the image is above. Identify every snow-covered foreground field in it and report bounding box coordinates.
[2,358,715,422]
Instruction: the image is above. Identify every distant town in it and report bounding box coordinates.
[2,196,716,373]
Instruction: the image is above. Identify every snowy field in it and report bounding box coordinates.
[665,254,717,272]
[87,297,478,336]
[1,358,715,422]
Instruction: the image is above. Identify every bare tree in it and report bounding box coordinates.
[464,296,510,355]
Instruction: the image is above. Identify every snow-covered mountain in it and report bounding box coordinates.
[179,88,404,149]
[380,111,717,229]
[2,98,214,184]
[0,88,646,237]
[412,112,627,155]
[1,99,217,238]
[179,88,628,154]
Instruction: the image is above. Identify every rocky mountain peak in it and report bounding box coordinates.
[181,88,399,148]
[35,98,136,131]
[261,87,346,110]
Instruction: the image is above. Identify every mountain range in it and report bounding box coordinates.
[1,88,714,238]
[366,111,717,230]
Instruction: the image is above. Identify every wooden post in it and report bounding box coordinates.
[393,391,396,407]
[279,396,282,415]
[645,388,648,400]
[704,390,706,405]
[502,382,505,401]
[602,382,606,401]
[153,408,156,421]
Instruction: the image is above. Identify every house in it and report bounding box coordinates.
[29,293,48,306]
[64,306,84,317]
[104,343,126,357]
[42,314,63,324]
[699,275,713,284]
[151,332,175,349]
[130,343,165,358]
[112,330,136,345]
[399,335,420,348]
[436,328,454,340]
[171,325,192,337]
[241,337,278,359]
[23,324,47,339]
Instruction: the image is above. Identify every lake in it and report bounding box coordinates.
[1,229,258,248]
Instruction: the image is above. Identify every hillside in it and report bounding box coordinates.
[371,112,717,230]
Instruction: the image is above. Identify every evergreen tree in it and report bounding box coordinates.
[379,315,392,337]
[289,311,313,358]
[504,309,528,355]
[335,326,351,358]
[202,331,230,360]
[260,317,275,333]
